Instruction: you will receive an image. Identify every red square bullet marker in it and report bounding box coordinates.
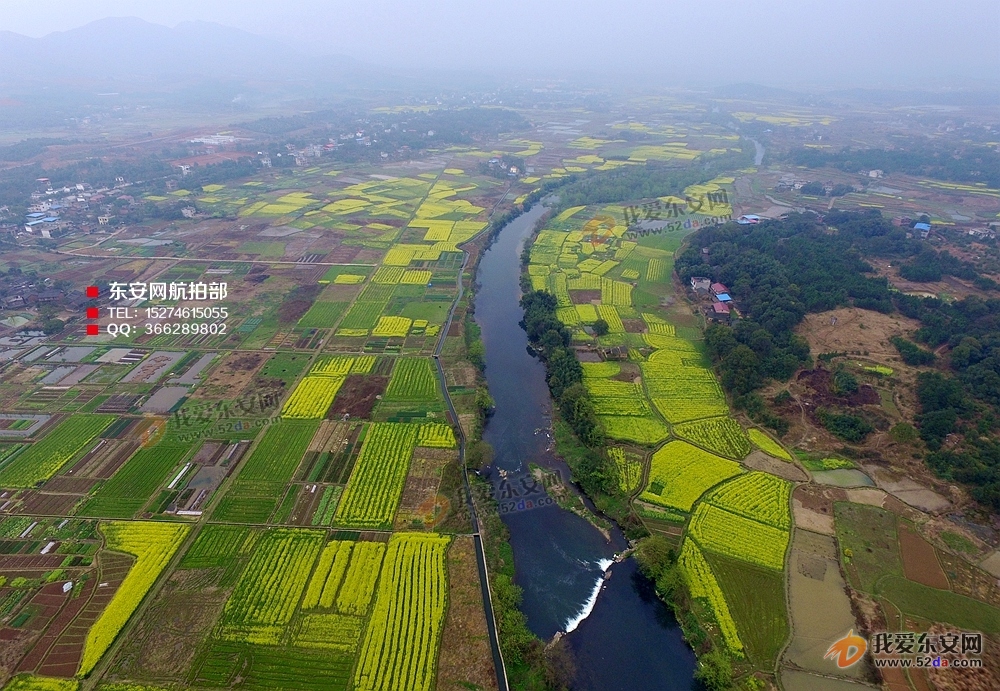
[86,286,99,298]
[86,307,99,319]
[86,324,99,335]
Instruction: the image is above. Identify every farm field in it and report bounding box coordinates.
[0,144,497,689]
[77,445,189,518]
[639,440,742,512]
[13,89,997,690]
[524,197,817,677]
[334,422,420,528]
[0,415,114,488]
[80,522,191,675]
[0,108,633,691]
[212,420,318,523]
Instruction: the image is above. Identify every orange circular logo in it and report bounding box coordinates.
[825,629,868,668]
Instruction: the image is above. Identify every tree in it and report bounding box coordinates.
[720,345,763,396]
[832,368,859,395]
[41,318,65,335]
[592,318,609,336]
[634,535,675,580]
[694,649,733,690]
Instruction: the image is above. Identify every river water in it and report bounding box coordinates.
[474,204,696,690]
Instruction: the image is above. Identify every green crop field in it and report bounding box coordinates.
[834,503,902,591]
[219,528,325,644]
[383,358,439,402]
[297,301,348,329]
[878,575,1000,634]
[706,551,789,665]
[191,638,353,691]
[0,415,113,487]
[179,524,258,569]
[78,445,189,518]
[338,300,388,332]
[260,352,311,384]
[213,420,319,523]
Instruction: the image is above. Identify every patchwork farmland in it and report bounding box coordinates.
[2,86,998,691]
[0,133,510,691]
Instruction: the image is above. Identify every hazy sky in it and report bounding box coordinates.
[1,0,998,86]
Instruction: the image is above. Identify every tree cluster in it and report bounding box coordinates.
[554,148,752,209]
[519,290,603,448]
[788,142,1000,188]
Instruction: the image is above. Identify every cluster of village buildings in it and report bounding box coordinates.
[689,277,734,324]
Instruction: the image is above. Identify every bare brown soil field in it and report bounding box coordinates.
[289,484,323,525]
[38,477,100,494]
[18,492,83,515]
[797,307,922,365]
[796,369,880,407]
[28,551,132,677]
[0,625,39,685]
[898,522,950,590]
[0,554,66,570]
[67,440,139,479]
[329,374,389,419]
[14,581,80,674]
[395,449,455,530]
[443,361,477,389]
[570,289,601,304]
[190,351,266,401]
[436,535,498,691]
[744,450,808,481]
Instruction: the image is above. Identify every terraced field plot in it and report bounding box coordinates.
[639,440,742,512]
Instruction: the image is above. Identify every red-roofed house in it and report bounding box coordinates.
[710,282,729,296]
[707,301,731,323]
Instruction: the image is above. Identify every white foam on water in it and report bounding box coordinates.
[563,559,614,633]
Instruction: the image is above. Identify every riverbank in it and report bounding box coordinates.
[472,201,696,690]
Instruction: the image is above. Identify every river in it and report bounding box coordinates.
[474,203,696,690]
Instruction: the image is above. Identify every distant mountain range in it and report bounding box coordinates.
[0,17,367,85]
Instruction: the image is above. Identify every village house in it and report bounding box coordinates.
[689,277,711,294]
[710,282,729,298]
[706,301,731,323]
